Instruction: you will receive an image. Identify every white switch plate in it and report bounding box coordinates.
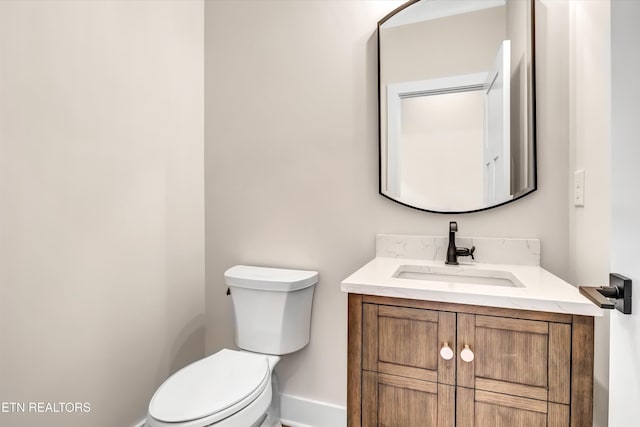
[574,169,585,207]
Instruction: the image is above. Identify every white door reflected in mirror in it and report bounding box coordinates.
[484,39,511,204]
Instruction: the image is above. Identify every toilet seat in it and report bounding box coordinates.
[148,349,270,425]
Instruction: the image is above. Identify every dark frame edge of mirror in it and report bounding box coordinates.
[377,0,538,215]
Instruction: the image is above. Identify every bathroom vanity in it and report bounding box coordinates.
[342,235,601,427]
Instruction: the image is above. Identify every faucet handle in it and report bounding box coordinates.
[456,246,476,260]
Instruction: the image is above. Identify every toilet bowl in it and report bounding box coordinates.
[147,349,280,427]
[146,265,318,427]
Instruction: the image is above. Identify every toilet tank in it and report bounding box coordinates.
[224,265,318,355]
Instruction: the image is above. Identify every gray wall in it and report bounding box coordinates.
[567,1,611,425]
[0,1,205,425]
[205,0,571,407]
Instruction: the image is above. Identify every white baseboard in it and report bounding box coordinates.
[280,393,346,427]
[134,394,346,427]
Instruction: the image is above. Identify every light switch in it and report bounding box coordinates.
[574,169,585,207]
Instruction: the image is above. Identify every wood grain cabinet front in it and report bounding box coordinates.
[361,304,456,426]
[455,314,571,427]
[348,294,594,427]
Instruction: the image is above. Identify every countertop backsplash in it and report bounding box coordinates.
[376,234,541,266]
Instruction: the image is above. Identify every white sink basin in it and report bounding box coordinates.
[393,264,525,288]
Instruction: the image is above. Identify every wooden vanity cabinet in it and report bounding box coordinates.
[348,294,594,427]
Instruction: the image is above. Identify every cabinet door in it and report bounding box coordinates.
[361,304,456,426]
[456,387,569,427]
[363,304,456,385]
[457,314,571,405]
[363,371,455,427]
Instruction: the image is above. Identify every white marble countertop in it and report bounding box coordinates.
[341,257,602,317]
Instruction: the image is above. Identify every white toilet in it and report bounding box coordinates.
[146,265,318,427]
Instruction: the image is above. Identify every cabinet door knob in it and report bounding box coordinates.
[440,342,454,360]
[460,344,475,363]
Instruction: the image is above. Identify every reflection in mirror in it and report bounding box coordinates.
[379,0,536,213]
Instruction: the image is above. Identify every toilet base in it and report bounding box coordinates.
[261,370,282,427]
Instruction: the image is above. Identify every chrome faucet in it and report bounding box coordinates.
[445,221,475,265]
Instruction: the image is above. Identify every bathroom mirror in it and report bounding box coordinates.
[379,0,536,213]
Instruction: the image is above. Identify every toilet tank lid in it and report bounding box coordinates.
[225,265,318,291]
